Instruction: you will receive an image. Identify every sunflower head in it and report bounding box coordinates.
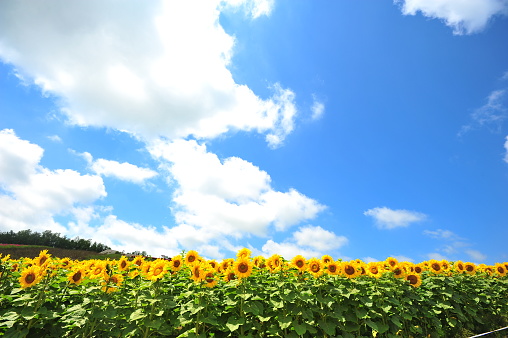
[67,267,86,285]
[190,263,206,282]
[406,274,422,287]
[185,250,200,266]
[291,255,307,271]
[19,266,43,288]
[392,264,406,278]
[34,250,52,267]
[267,254,283,272]
[146,260,168,281]
[429,260,442,274]
[321,255,333,264]
[132,256,145,267]
[495,263,507,277]
[236,248,252,260]
[204,271,218,288]
[117,256,130,271]
[367,262,383,278]
[325,262,341,276]
[170,255,183,271]
[307,258,323,277]
[342,261,359,279]
[464,262,476,275]
[252,256,266,269]
[386,257,398,268]
[233,258,253,278]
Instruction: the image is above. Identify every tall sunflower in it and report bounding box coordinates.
[414,263,426,274]
[386,257,398,269]
[132,256,145,267]
[266,254,283,273]
[464,262,477,275]
[233,258,253,278]
[367,262,383,278]
[170,255,183,271]
[223,268,237,282]
[405,274,422,288]
[204,271,218,288]
[252,256,266,269]
[19,266,43,288]
[34,250,52,267]
[220,258,234,272]
[391,264,406,278]
[89,261,108,279]
[342,261,360,279]
[495,263,507,277]
[67,266,86,285]
[117,256,130,272]
[429,260,442,274]
[453,261,465,274]
[321,255,333,264]
[307,258,323,278]
[291,255,307,272]
[325,261,341,276]
[102,274,124,293]
[190,263,205,282]
[236,248,252,260]
[147,260,168,281]
[185,250,200,266]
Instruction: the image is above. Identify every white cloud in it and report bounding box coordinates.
[47,134,62,142]
[393,255,414,262]
[466,249,487,262]
[503,135,508,163]
[423,229,460,240]
[293,225,348,251]
[0,0,296,147]
[427,252,449,261]
[0,129,106,233]
[149,139,325,238]
[395,0,508,35]
[260,225,348,259]
[310,95,325,120]
[91,159,157,184]
[364,206,427,229]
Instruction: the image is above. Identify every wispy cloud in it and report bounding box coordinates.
[503,136,508,163]
[47,135,62,142]
[310,95,325,120]
[459,89,507,136]
[395,0,508,35]
[466,249,487,262]
[364,206,427,229]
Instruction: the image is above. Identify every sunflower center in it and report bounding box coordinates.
[407,275,418,285]
[310,264,320,272]
[174,260,181,268]
[329,265,337,273]
[370,267,378,274]
[39,257,47,265]
[25,273,36,284]
[193,267,201,278]
[498,267,505,274]
[393,268,402,275]
[431,263,441,271]
[345,266,355,275]
[296,260,304,268]
[415,267,422,273]
[188,255,196,263]
[94,268,102,274]
[466,265,473,272]
[457,264,463,270]
[120,261,127,269]
[72,271,82,282]
[205,273,214,283]
[153,267,163,276]
[238,263,249,273]
[111,276,118,284]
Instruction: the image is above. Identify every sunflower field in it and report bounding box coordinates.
[0,249,507,338]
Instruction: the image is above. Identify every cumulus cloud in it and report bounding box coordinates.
[149,139,325,238]
[0,0,296,147]
[364,206,427,229]
[395,0,508,35]
[0,129,106,232]
[261,225,348,259]
[91,159,157,184]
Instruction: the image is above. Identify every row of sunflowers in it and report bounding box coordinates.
[1,249,507,337]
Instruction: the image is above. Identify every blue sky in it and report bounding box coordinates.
[1,0,507,264]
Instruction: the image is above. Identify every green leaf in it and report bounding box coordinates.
[365,319,378,331]
[293,322,307,335]
[278,315,292,329]
[129,309,146,321]
[1,311,19,321]
[318,320,336,335]
[226,316,245,331]
[344,321,360,332]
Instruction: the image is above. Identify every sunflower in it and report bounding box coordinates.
[325,261,341,276]
[220,258,234,272]
[429,260,442,274]
[89,261,108,279]
[392,264,406,278]
[464,262,476,275]
[495,263,507,277]
[117,256,130,271]
[453,261,465,274]
[170,255,183,271]
[185,250,200,266]
[342,261,360,279]
[223,268,237,282]
[102,274,123,293]
[140,261,153,277]
[67,267,86,285]
[190,263,206,282]
[321,255,333,264]
[291,255,307,272]
[19,266,43,288]
[59,257,72,269]
[306,258,323,277]
[34,250,52,267]
[252,256,266,269]
[132,256,145,267]
[266,254,283,272]
[236,248,252,260]
[367,262,383,278]
[386,257,398,269]
[147,260,168,281]
[406,274,422,288]
[233,258,253,278]
[204,271,218,288]
[414,263,426,274]
[440,260,451,272]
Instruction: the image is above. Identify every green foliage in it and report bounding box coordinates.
[0,230,111,253]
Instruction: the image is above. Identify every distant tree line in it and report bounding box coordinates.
[0,230,111,252]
